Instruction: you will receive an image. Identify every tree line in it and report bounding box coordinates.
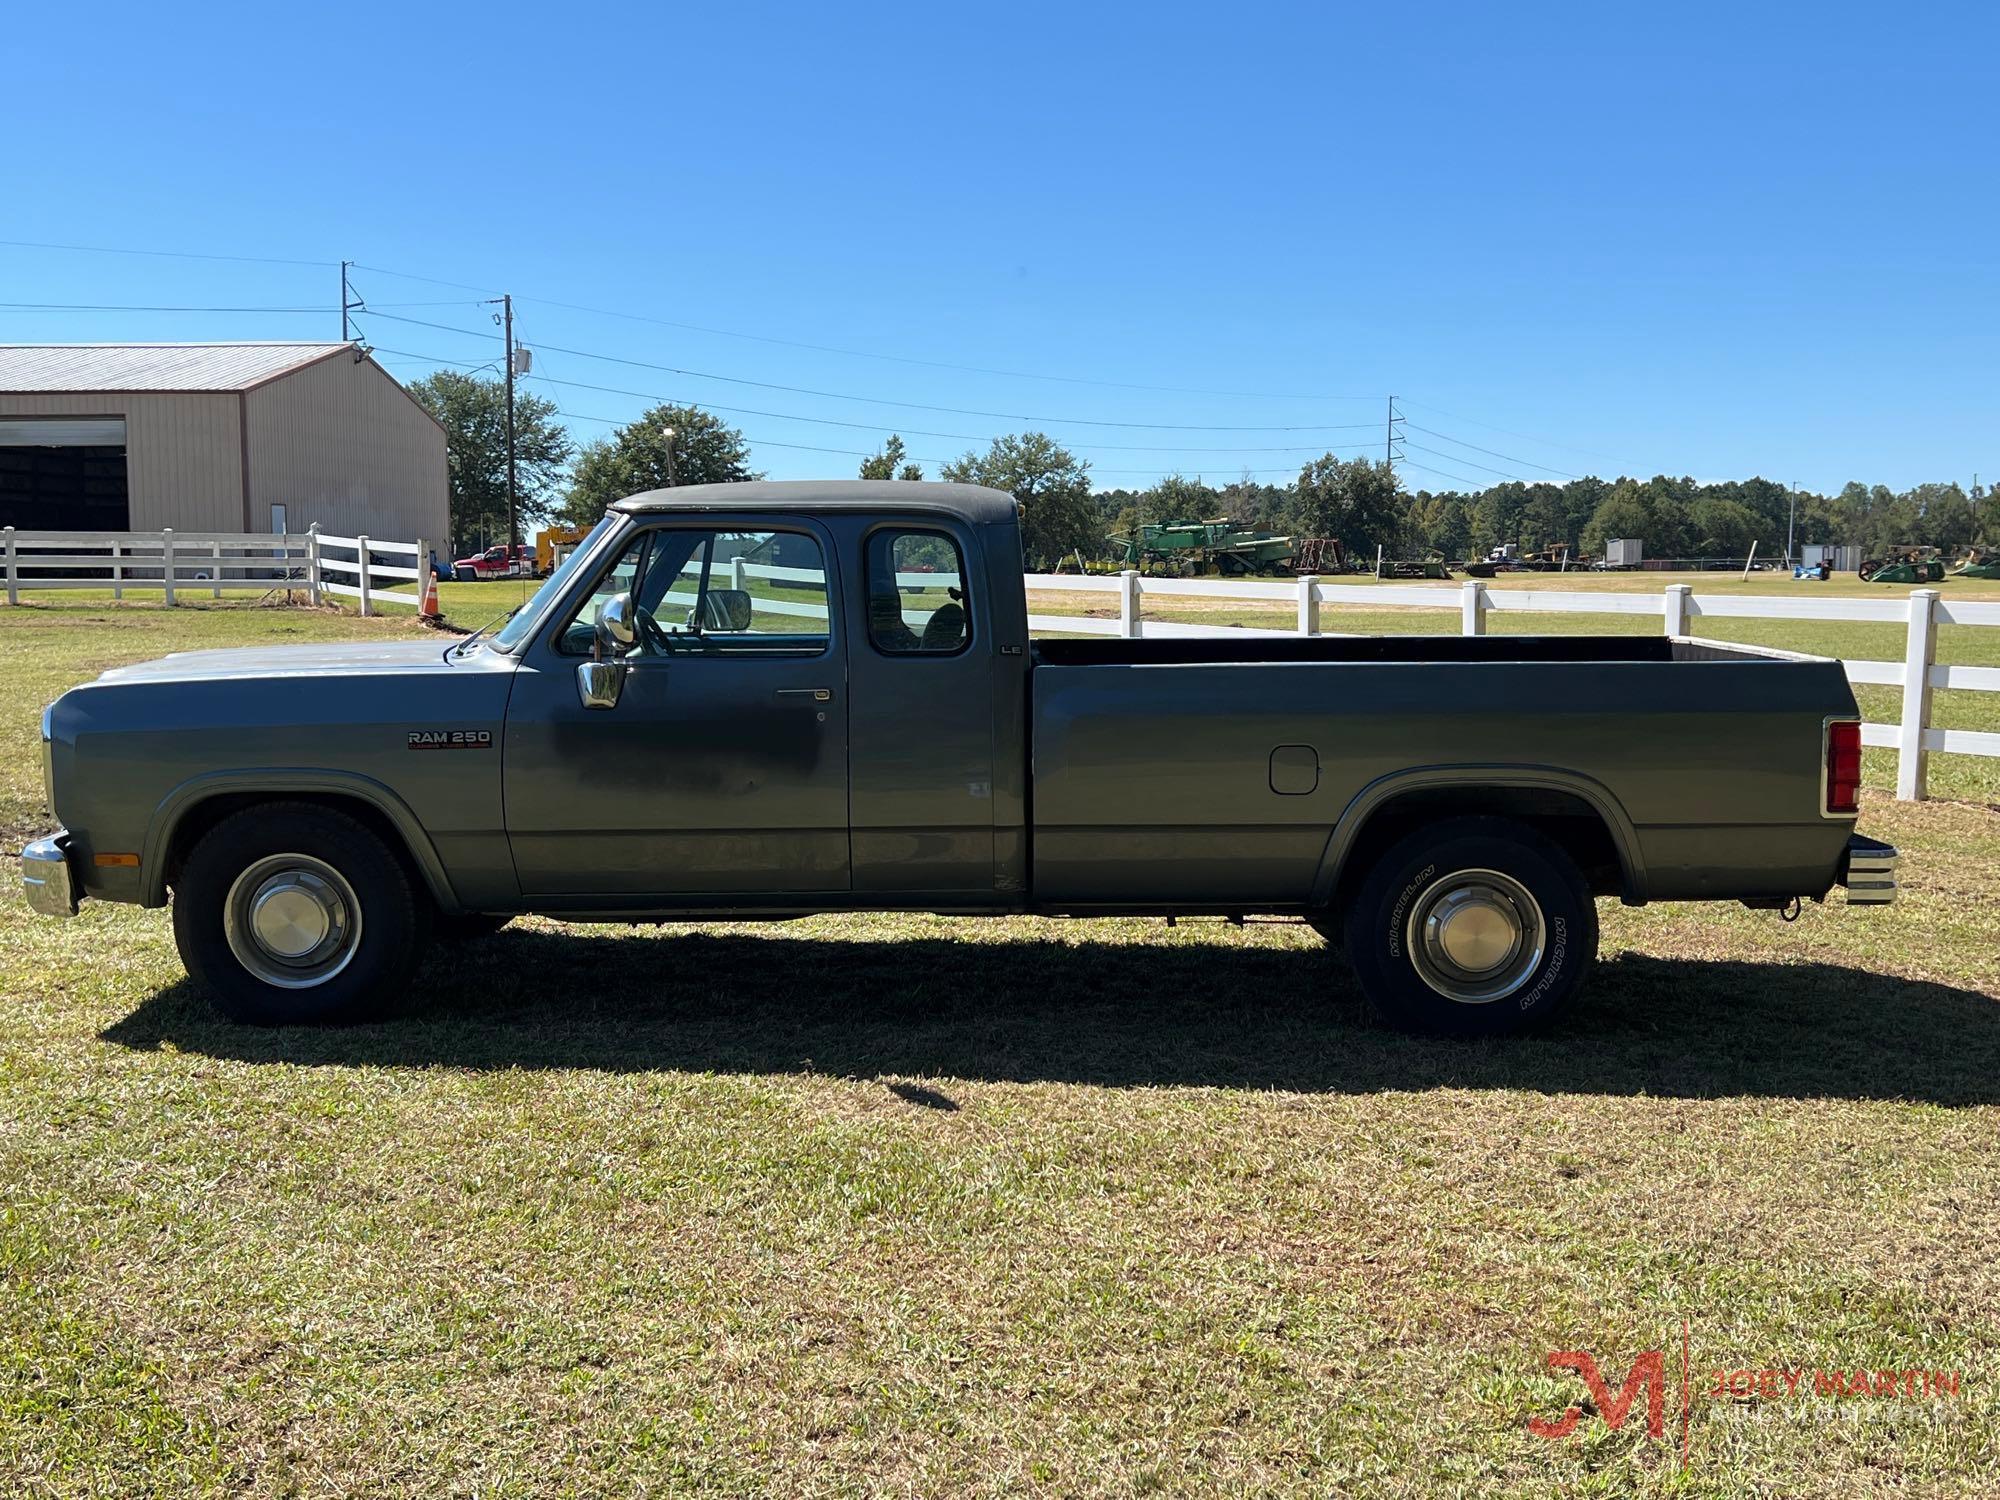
[409,372,1994,567]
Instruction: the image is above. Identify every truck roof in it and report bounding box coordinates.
[610,479,1020,525]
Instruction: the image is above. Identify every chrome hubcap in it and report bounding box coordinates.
[224,855,362,989]
[1406,868,1545,1005]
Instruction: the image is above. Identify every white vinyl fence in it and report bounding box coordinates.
[1027,571,2000,802]
[1,525,431,615]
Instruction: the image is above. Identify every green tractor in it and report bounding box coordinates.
[1111,518,1296,576]
[1858,546,1946,584]
[1953,546,2000,581]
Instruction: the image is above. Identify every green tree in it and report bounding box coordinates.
[859,434,924,482]
[561,404,761,524]
[940,432,1096,565]
[1580,482,1653,556]
[1407,491,1470,557]
[1287,455,1402,557]
[1141,473,1221,530]
[406,371,572,552]
[1689,496,1762,558]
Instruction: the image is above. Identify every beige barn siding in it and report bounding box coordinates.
[0,391,241,531]
[243,354,448,544]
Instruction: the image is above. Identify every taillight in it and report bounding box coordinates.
[1825,720,1862,815]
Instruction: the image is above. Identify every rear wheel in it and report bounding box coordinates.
[172,802,422,1025]
[1342,817,1597,1036]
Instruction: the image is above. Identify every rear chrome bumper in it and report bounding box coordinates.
[1839,834,1898,907]
[21,832,79,918]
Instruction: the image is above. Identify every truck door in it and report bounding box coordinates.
[501,519,850,900]
[843,521,997,896]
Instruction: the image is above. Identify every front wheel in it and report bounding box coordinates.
[172,802,423,1025]
[1342,817,1598,1036]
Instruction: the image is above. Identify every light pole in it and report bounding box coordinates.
[662,426,678,487]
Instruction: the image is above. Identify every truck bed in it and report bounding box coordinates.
[1032,635,1760,666]
[1028,634,1857,909]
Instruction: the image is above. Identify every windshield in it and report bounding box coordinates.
[489,515,618,652]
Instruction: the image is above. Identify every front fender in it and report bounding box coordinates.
[1309,763,1648,907]
[140,769,462,911]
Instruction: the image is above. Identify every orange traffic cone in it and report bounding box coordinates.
[420,566,442,619]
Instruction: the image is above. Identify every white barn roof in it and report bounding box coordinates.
[0,342,350,393]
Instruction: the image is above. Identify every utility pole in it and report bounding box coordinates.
[502,294,518,550]
[1786,480,1798,565]
[1383,395,1403,476]
[340,260,362,342]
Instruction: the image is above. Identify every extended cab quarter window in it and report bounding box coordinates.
[557,528,830,656]
[866,529,970,654]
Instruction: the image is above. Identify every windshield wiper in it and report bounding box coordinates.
[453,604,522,656]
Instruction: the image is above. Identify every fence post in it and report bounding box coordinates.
[161,529,176,607]
[1296,574,1320,636]
[112,539,123,600]
[357,535,372,617]
[1662,583,1690,636]
[1897,589,1939,801]
[1461,579,1487,636]
[1118,569,1142,639]
[211,538,222,599]
[306,524,322,605]
[731,556,748,591]
[2,526,14,606]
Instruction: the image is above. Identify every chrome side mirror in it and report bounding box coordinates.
[576,659,626,711]
[595,592,638,654]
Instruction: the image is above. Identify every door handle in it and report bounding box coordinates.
[775,687,833,702]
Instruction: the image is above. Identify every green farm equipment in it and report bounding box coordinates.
[1859,547,1946,584]
[1378,553,1455,580]
[1111,518,1296,576]
[1953,546,2000,580]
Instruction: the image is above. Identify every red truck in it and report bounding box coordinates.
[452,542,534,581]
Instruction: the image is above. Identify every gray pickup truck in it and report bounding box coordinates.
[23,480,1896,1035]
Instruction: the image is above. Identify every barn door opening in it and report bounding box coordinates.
[0,417,129,531]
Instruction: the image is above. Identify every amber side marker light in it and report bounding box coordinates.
[93,853,140,868]
[1825,720,1862,815]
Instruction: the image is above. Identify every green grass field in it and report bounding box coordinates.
[2,592,1998,1497]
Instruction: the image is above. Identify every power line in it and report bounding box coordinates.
[354,310,1386,433]
[545,406,1300,478]
[1398,458,1485,488]
[1403,424,1579,479]
[0,300,329,314]
[0,237,331,268]
[1399,401,1626,468]
[347,261,502,296]
[510,290,1377,402]
[372,342,1379,460]
[529,339,1385,433]
[1402,441,1550,482]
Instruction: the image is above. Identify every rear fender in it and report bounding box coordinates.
[1310,764,1647,906]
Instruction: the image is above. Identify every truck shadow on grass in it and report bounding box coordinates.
[103,927,2000,1106]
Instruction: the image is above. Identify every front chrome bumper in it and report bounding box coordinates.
[21,833,78,918]
[1839,833,1898,907]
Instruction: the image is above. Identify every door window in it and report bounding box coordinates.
[557,528,831,656]
[866,529,970,654]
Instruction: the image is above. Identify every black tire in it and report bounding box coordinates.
[433,912,511,942]
[1342,816,1598,1037]
[171,802,423,1026]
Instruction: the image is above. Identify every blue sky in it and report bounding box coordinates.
[2,1,1992,493]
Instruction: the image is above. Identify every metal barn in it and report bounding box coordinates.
[0,343,447,543]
